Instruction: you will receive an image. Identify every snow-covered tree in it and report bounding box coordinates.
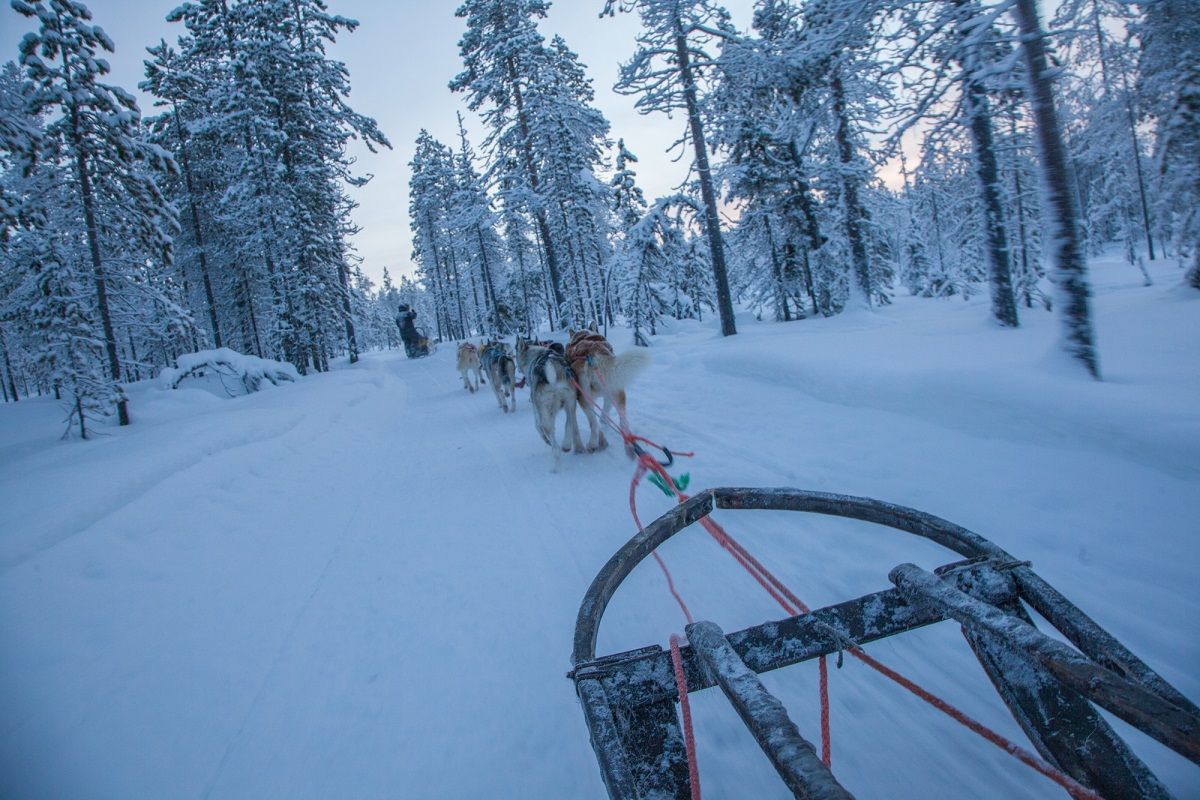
[451,0,568,320]
[1136,0,1200,287]
[1054,0,1156,282]
[14,0,182,425]
[604,0,738,336]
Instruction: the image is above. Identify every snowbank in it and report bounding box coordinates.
[0,254,1195,799]
[158,348,300,395]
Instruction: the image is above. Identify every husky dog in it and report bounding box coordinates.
[516,337,584,471]
[456,342,484,392]
[566,327,650,453]
[480,340,517,413]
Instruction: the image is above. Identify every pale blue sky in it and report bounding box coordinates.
[1,0,758,285]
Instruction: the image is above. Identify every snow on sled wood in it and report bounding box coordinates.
[158,348,300,395]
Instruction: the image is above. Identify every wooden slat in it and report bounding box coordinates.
[575,563,1019,710]
[891,563,1200,765]
[576,678,642,800]
[687,621,856,800]
[964,603,1173,800]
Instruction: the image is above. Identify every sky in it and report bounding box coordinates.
[1,0,760,286]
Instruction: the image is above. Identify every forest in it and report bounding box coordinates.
[0,0,1197,436]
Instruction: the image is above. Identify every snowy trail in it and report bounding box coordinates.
[1,260,1198,798]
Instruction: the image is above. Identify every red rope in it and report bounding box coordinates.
[670,634,702,800]
[849,648,1102,800]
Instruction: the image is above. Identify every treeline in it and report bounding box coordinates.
[1,0,1197,436]
[410,0,1198,377]
[0,0,395,436]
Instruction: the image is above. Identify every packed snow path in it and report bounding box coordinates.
[1,259,1198,798]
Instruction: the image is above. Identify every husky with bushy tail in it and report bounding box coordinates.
[566,327,651,453]
[515,337,585,472]
[456,342,484,392]
[480,340,517,413]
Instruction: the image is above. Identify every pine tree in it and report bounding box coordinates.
[1054,0,1156,280]
[152,0,389,369]
[451,114,505,333]
[451,0,567,318]
[604,0,738,336]
[14,0,180,424]
[884,0,1019,324]
[143,39,224,347]
[1136,0,1200,287]
[409,130,465,340]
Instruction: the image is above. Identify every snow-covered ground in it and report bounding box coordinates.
[1,255,1197,799]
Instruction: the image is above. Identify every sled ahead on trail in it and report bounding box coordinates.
[403,332,434,360]
[395,304,434,359]
[569,488,1199,800]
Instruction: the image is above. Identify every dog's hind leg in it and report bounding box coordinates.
[578,381,606,452]
[545,411,563,472]
[565,396,586,455]
[493,374,508,412]
[595,393,615,450]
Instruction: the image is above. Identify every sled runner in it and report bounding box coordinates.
[569,488,1199,800]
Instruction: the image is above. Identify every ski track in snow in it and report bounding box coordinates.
[0,256,1197,799]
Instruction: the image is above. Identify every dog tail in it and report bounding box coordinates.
[604,348,651,391]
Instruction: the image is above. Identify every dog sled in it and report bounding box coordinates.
[403,330,434,359]
[396,304,434,359]
[569,487,1199,800]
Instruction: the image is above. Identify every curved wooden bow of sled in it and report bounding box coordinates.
[569,487,1200,800]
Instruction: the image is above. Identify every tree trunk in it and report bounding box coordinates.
[1010,142,1035,306]
[127,331,141,382]
[962,72,1020,326]
[423,208,452,340]
[830,74,873,307]
[76,393,87,439]
[1,331,17,402]
[173,102,223,348]
[447,246,467,340]
[72,126,129,424]
[673,17,736,336]
[1090,0,1156,261]
[1121,73,1157,261]
[337,260,359,363]
[763,217,791,321]
[243,274,263,356]
[476,226,499,331]
[1012,0,1100,378]
[533,223,557,330]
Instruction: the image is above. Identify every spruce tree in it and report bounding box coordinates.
[14,0,178,424]
[604,0,738,336]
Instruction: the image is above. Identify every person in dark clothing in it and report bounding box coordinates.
[395,304,429,358]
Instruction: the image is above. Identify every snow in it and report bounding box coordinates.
[158,348,301,394]
[1,254,1197,799]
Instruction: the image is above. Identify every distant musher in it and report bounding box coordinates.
[395,304,431,358]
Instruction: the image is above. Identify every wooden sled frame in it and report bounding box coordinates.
[569,488,1200,800]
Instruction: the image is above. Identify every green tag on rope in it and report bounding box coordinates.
[647,471,691,496]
